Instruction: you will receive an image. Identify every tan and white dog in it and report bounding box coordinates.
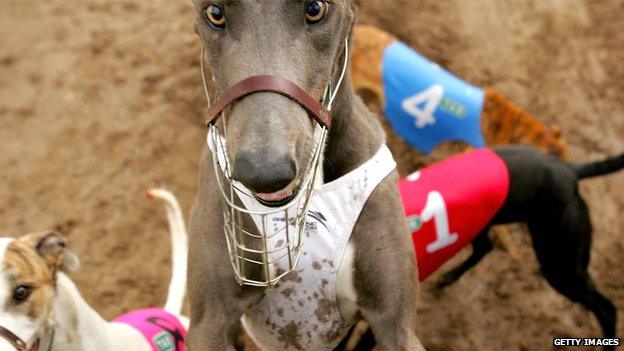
[0,189,189,351]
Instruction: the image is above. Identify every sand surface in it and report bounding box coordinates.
[0,1,622,350]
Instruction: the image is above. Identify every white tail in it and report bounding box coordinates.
[146,188,188,315]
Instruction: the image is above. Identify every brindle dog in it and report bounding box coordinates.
[187,1,423,350]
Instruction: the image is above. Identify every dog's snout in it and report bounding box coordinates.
[232,150,296,193]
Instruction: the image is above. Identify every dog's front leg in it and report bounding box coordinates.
[186,150,262,350]
[351,172,425,351]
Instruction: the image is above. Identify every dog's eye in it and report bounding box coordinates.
[306,1,329,24]
[205,4,225,28]
[12,285,32,303]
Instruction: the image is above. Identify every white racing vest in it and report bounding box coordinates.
[241,145,397,350]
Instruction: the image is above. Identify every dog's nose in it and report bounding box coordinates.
[232,150,296,194]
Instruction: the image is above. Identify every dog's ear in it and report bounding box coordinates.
[20,231,80,273]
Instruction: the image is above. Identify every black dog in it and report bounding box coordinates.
[339,145,624,351]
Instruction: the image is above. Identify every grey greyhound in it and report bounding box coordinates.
[187,1,424,350]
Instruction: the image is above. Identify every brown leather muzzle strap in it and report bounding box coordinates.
[204,75,331,128]
[0,326,27,351]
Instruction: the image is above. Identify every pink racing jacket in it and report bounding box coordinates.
[114,308,186,351]
[398,148,510,281]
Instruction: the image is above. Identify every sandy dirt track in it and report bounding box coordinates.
[0,1,623,350]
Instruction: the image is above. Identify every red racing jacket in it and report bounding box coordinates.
[398,148,510,281]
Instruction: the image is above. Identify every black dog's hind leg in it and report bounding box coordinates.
[436,229,493,289]
[529,197,616,350]
[543,271,616,350]
[584,288,617,340]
